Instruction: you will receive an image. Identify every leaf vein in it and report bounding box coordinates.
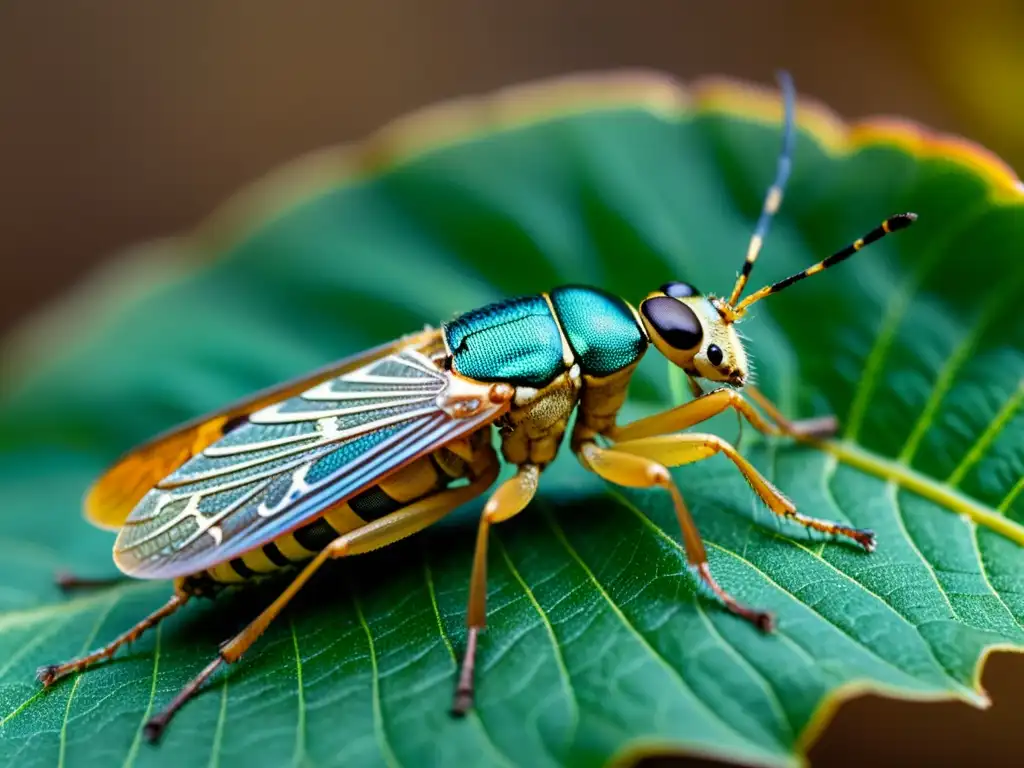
[289,618,307,768]
[841,199,990,445]
[946,378,1024,487]
[710,536,978,698]
[0,614,77,681]
[541,505,768,752]
[897,269,1024,465]
[885,483,958,619]
[997,475,1024,514]
[780,532,974,690]
[122,623,162,768]
[842,270,922,442]
[608,487,976,699]
[58,596,121,768]
[692,599,795,747]
[494,535,580,754]
[420,553,515,768]
[351,587,401,768]
[817,439,1024,546]
[966,520,1024,633]
[207,678,229,768]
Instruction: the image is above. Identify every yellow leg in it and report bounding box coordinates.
[452,464,540,716]
[611,433,875,550]
[612,383,837,442]
[683,377,750,450]
[54,571,129,592]
[744,384,838,439]
[580,430,874,627]
[142,450,500,743]
[38,589,189,686]
[579,441,774,630]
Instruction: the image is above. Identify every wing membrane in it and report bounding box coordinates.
[85,329,440,530]
[112,347,507,579]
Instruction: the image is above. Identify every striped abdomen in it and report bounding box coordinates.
[203,447,468,584]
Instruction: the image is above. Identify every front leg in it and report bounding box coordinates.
[578,440,773,630]
[577,430,874,628]
[611,383,836,442]
[744,384,838,440]
[609,432,875,551]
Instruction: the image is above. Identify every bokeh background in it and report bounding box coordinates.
[1,1,1021,765]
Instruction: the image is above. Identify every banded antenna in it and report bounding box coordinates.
[726,70,796,307]
[731,213,918,314]
[717,72,920,322]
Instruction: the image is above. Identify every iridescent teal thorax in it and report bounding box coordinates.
[549,285,647,378]
[443,295,565,387]
[443,286,647,387]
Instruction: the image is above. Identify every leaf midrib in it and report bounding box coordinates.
[814,438,1024,547]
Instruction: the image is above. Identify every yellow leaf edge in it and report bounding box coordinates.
[191,68,1024,251]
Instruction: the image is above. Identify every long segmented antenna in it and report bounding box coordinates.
[726,70,796,307]
[732,213,918,314]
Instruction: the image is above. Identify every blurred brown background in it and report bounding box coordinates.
[1,1,1021,765]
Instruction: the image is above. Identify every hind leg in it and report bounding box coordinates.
[143,449,501,742]
[452,464,540,715]
[38,587,190,686]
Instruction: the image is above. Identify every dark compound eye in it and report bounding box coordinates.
[660,281,700,298]
[707,344,724,366]
[641,297,704,350]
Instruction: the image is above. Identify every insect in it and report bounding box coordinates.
[37,71,917,742]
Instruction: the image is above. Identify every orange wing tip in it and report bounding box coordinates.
[83,485,123,531]
[82,430,201,531]
[83,458,145,531]
[82,454,169,532]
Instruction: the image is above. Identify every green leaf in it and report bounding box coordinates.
[0,72,1022,768]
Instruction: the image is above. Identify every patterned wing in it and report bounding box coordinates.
[112,347,509,579]
[86,329,439,530]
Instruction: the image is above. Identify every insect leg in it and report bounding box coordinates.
[743,384,838,439]
[37,589,190,687]
[452,463,540,716]
[611,385,835,442]
[680,377,753,448]
[143,448,500,743]
[578,441,772,630]
[608,432,875,551]
[54,571,129,592]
